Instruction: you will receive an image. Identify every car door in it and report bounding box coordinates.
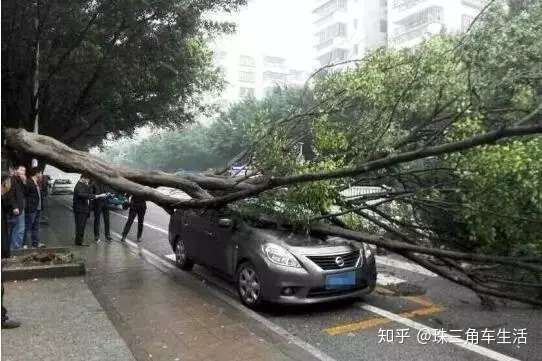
[181,209,209,264]
[200,208,235,275]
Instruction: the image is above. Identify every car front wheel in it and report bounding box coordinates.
[174,238,194,271]
[236,262,263,308]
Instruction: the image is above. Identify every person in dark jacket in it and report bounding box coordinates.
[2,173,20,329]
[1,174,12,259]
[73,175,108,246]
[7,165,26,250]
[91,181,112,243]
[39,174,50,218]
[24,167,44,248]
[120,194,147,242]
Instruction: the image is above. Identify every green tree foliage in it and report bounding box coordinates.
[245,0,542,254]
[101,87,311,171]
[1,0,246,149]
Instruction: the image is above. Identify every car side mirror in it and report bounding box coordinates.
[218,218,233,228]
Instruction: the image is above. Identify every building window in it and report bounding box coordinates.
[239,55,255,67]
[315,22,347,50]
[239,71,255,83]
[353,19,358,29]
[380,0,387,7]
[332,49,348,62]
[239,87,255,98]
[353,44,359,55]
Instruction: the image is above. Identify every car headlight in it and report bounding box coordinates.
[264,244,301,268]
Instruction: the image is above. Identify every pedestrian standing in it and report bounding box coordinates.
[24,167,45,248]
[2,173,21,329]
[91,180,112,243]
[120,194,147,243]
[73,175,107,246]
[40,174,50,214]
[7,165,27,250]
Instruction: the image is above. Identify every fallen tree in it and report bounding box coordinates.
[3,122,542,307]
[5,122,541,209]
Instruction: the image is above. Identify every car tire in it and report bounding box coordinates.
[174,238,194,271]
[236,262,264,309]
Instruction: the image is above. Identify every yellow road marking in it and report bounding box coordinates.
[323,303,443,336]
[405,296,434,307]
[324,317,392,336]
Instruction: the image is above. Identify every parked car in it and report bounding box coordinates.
[106,193,128,210]
[168,207,376,308]
[51,179,74,195]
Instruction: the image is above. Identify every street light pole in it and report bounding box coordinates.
[31,0,40,168]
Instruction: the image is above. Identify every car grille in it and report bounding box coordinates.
[307,251,359,270]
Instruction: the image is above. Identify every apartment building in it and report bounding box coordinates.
[208,8,309,106]
[213,46,308,106]
[388,0,486,48]
[312,0,388,68]
[312,0,486,66]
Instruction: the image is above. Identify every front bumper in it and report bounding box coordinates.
[257,254,377,305]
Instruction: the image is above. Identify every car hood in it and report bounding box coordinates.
[249,228,358,255]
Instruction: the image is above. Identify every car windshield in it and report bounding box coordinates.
[55,179,71,184]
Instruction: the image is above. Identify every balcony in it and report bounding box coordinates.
[315,22,347,51]
[394,5,443,31]
[461,0,487,9]
[313,0,347,24]
[317,48,348,66]
[390,26,427,47]
[391,0,428,11]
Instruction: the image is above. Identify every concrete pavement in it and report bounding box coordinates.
[1,278,136,361]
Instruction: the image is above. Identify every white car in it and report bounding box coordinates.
[51,179,74,195]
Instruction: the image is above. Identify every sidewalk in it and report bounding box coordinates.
[1,278,136,361]
[2,199,320,361]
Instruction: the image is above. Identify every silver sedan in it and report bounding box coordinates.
[169,208,377,308]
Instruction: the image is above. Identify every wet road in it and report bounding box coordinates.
[52,195,541,361]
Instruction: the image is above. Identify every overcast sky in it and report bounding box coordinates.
[233,0,314,70]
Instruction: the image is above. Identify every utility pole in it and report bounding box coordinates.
[31,0,40,168]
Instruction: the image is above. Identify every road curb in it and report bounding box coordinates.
[2,262,86,281]
[10,247,72,257]
[3,247,86,281]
